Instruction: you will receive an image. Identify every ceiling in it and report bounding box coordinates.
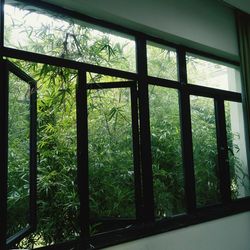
[223,0,250,14]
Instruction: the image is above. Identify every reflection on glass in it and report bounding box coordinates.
[225,101,250,199]
[190,96,221,206]
[88,88,135,235]
[7,73,30,238]
[186,53,241,93]
[147,42,178,81]
[4,1,136,72]
[149,85,185,218]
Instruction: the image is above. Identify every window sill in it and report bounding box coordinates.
[34,198,250,250]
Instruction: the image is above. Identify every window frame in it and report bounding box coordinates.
[6,61,37,247]
[0,59,37,249]
[0,0,249,249]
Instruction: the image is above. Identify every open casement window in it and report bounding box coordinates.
[188,90,248,205]
[0,0,250,248]
[186,53,250,204]
[148,84,185,219]
[4,60,37,248]
[86,73,142,236]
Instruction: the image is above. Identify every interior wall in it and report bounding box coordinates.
[42,0,239,61]
[104,212,250,250]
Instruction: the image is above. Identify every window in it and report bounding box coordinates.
[190,96,220,207]
[7,68,34,239]
[4,0,136,72]
[186,53,242,92]
[0,1,249,249]
[147,42,178,81]
[149,86,185,218]
[88,84,137,234]
[225,101,250,199]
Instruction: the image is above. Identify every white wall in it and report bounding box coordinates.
[105,212,250,250]
[43,0,239,61]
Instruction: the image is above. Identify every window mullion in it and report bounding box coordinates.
[76,69,89,248]
[0,58,8,250]
[215,99,231,203]
[136,36,154,222]
[177,47,196,213]
[29,79,37,231]
[130,85,144,222]
[0,0,4,49]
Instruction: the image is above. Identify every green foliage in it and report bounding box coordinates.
[88,88,135,221]
[190,96,220,206]
[5,3,250,249]
[7,74,30,237]
[149,86,184,217]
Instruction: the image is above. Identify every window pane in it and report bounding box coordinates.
[225,101,250,199]
[88,87,135,234]
[147,42,178,81]
[190,96,221,206]
[4,1,136,72]
[7,73,30,238]
[187,53,241,92]
[149,85,185,218]
[8,60,80,247]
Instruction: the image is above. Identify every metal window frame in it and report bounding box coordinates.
[4,60,37,248]
[86,79,143,225]
[0,0,249,249]
[0,59,8,250]
[215,99,232,204]
[177,47,197,213]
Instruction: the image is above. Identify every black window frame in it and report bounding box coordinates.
[0,59,37,249]
[0,0,250,249]
[6,61,37,247]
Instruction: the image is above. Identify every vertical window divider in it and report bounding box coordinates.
[76,69,89,248]
[215,99,231,203]
[177,47,196,213]
[0,59,8,250]
[240,93,250,178]
[29,78,37,232]
[0,0,7,243]
[0,0,4,49]
[136,36,154,222]
[130,84,144,222]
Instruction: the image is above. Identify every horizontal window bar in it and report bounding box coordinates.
[87,81,135,89]
[147,76,180,89]
[2,47,138,80]
[7,60,36,85]
[6,226,33,247]
[187,84,242,102]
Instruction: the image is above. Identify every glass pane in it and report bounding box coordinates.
[186,53,241,92]
[147,42,178,81]
[190,96,221,206]
[88,88,135,235]
[87,72,131,84]
[149,85,185,218]
[4,1,136,72]
[7,73,30,238]
[8,60,80,248]
[225,101,250,199]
